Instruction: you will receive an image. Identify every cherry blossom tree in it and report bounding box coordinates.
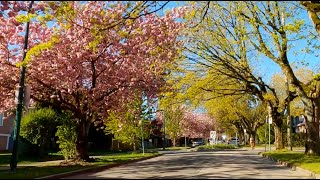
[182,111,216,139]
[155,108,216,144]
[0,1,185,160]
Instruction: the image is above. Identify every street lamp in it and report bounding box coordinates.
[10,1,34,172]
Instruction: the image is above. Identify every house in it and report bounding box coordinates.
[0,111,15,151]
[292,115,306,134]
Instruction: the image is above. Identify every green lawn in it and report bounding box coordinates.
[262,149,320,174]
[0,153,64,166]
[0,152,158,179]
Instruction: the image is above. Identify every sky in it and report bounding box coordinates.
[160,1,320,85]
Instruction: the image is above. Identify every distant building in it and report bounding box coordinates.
[0,111,15,151]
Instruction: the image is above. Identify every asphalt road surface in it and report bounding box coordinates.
[65,149,314,179]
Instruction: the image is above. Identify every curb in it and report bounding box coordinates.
[36,153,163,179]
[259,153,320,179]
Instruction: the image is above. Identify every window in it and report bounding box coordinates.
[0,114,3,126]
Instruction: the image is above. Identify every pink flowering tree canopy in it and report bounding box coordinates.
[0,1,186,160]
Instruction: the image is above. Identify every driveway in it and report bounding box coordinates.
[64,149,313,179]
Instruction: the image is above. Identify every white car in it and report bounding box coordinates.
[191,140,204,147]
[228,138,240,145]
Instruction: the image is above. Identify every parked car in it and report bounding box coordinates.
[228,138,240,145]
[191,139,204,147]
[217,139,225,144]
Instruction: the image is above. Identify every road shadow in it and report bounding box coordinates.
[66,150,312,179]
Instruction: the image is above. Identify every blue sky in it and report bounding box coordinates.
[160,1,320,85]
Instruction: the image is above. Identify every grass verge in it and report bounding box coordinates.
[262,149,320,174]
[0,152,158,179]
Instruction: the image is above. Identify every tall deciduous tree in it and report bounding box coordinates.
[235,1,320,155]
[160,105,186,147]
[177,1,288,149]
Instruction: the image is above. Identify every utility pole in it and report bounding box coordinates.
[269,115,271,151]
[286,76,292,151]
[141,120,145,155]
[163,111,166,150]
[10,1,34,172]
[265,116,267,152]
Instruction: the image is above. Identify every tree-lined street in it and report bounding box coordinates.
[65,149,313,179]
[1,1,320,179]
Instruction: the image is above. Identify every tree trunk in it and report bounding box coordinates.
[268,104,284,150]
[238,131,243,145]
[173,138,176,147]
[304,98,320,155]
[111,137,114,150]
[76,120,90,161]
[274,121,284,150]
[280,64,320,155]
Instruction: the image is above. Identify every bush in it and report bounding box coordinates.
[283,132,306,147]
[20,108,60,156]
[56,115,77,160]
[197,144,238,150]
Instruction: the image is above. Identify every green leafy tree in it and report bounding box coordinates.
[56,113,77,160]
[161,104,186,147]
[257,124,275,144]
[206,95,266,144]
[104,94,150,151]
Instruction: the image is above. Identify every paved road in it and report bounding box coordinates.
[65,149,313,179]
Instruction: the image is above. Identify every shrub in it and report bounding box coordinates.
[20,108,60,156]
[197,144,238,150]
